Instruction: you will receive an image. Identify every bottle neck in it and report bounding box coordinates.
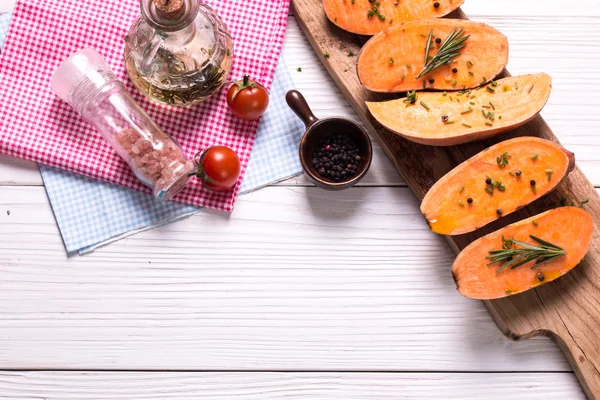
[140,0,199,33]
[71,70,120,115]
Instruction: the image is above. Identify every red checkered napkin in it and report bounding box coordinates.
[0,0,289,211]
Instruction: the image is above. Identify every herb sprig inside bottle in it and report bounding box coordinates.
[417,28,470,79]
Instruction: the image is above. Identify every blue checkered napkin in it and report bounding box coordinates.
[0,12,303,254]
[0,13,9,46]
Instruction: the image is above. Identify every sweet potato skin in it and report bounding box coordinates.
[323,0,464,36]
[358,19,509,92]
[421,137,574,235]
[366,74,552,146]
[452,207,593,300]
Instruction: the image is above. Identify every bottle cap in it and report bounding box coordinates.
[153,0,185,20]
[51,48,113,109]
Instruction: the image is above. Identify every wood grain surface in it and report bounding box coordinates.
[0,372,586,399]
[0,185,570,372]
[0,1,599,398]
[291,1,600,398]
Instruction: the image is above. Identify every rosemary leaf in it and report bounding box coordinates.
[404,91,418,105]
[496,152,511,168]
[424,29,433,64]
[529,235,563,250]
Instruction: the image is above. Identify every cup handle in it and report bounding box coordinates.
[286,90,319,129]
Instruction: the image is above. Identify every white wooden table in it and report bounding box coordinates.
[0,0,598,398]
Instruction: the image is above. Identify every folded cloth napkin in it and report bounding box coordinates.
[0,12,303,254]
[0,0,289,211]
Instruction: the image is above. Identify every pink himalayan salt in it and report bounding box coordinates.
[115,128,194,194]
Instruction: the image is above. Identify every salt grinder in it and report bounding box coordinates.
[51,48,195,201]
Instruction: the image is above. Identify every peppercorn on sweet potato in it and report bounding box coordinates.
[421,137,575,235]
[323,0,464,36]
[366,74,552,146]
[452,207,593,300]
[357,19,509,92]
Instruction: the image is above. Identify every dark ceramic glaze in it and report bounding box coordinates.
[286,90,372,190]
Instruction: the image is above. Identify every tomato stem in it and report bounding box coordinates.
[229,75,257,103]
[190,150,218,184]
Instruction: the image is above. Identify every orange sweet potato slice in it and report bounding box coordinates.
[366,74,552,146]
[421,137,575,235]
[323,0,464,36]
[452,207,593,300]
[358,19,509,92]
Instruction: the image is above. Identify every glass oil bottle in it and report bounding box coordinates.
[124,0,234,106]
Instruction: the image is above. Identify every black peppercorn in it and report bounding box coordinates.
[467,197,473,204]
[429,78,435,84]
[538,272,545,282]
[452,67,458,73]
[433,1,440,8]
[530,179,536,186]
[515,170,522,177]
[496,208,503,215]
[311,133,361,182]
[485,178,492,185]
[435,37,441,44]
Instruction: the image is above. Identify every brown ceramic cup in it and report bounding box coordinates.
[285,90,372,190]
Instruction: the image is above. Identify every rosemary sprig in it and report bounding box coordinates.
[417,28,470,79]
[487,235,566,274]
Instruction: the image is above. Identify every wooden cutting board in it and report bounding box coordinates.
[291,1,600,398]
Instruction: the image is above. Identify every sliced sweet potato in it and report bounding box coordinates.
[452,207,593,300]
[366,74,552,146]
[421,137,575,235]
[323,0,464,36]
[358,19,509,92]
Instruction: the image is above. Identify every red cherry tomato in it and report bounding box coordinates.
[227,75,269,120]
[193,146,241,192]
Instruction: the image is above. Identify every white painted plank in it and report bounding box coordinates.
[0,155,41,186]
[0,372,586,399]
[0,0,15,13]
[0,185,570,371]
[462,0,597,17]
